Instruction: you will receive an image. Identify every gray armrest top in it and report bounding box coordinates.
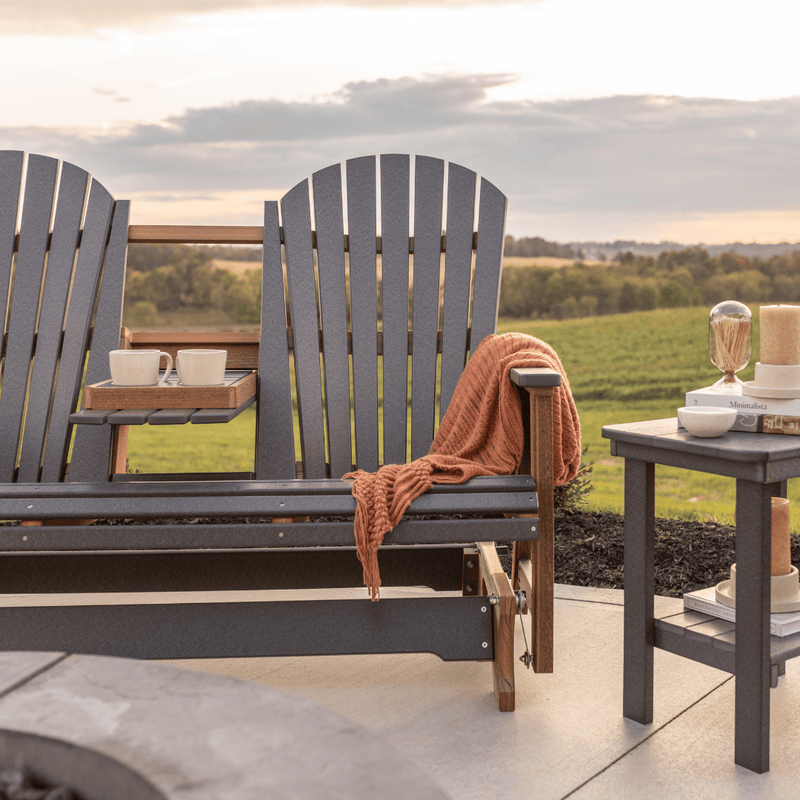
[509,367,562,387]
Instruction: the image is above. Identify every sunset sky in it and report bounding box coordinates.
[3,0,799,243]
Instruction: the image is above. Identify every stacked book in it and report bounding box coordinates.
[683,586,800,637]
[684,386,800,435]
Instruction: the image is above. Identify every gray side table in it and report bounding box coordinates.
[602,418,800,773]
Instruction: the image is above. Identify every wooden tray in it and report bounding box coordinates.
[82,370,256,409]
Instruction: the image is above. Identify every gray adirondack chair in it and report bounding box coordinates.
[0,150,128,485]
[0,153,559,712]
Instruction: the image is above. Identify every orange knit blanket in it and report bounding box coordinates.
[344,332,582,599]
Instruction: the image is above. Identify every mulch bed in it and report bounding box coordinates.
[9,508,799,600]
[555,509,800,598]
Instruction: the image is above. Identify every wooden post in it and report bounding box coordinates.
[112,425,129,475]
[527,385,555,673]
[477,542,516,711]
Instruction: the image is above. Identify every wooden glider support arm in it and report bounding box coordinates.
[477,541,517,711]
[509,367,560,674]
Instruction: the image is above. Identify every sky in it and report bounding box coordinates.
[2,0,799,244]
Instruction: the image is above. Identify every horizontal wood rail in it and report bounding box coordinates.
[13,225,265,251]
[128,224,473,253]
[126,328,462,359]
[3,326,130,361]
[14,227,472,253]
[12,225,478,252]
[129,225,264,245]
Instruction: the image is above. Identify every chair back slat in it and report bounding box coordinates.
[379,154,411,465]
[0,152,122,483]
[409,156,445,460]
[439,162,477,417]
[255,201,297,480]
[281,179,327,478]
[263,154,507,478]
[346,156,380,472]
[40,178,115,482]
[69,201,130,481]
[312,163,353,477]
[0,151,24,329]
[470,177,507,350]
[0,155,59,481]
[18,161,90,481]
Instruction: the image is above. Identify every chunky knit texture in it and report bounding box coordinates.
[344,333,582,599]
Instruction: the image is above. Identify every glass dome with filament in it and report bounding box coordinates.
[709,301,752,392]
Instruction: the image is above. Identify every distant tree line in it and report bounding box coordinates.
[499,246,800,319]
[124,244,261,327]
[124,242,800,328]
[503,235,578,259]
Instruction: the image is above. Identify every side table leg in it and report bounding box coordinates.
[623,458,655,724]
[734,479,772,773]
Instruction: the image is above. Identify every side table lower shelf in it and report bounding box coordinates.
[656,609,800,686]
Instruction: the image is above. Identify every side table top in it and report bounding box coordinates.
[602,418,800,481]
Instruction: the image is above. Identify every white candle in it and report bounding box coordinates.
[759,305,800,365]
[772,497,792,577]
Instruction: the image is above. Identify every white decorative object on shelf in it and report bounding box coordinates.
[683,586,800,637]
[714,497,800,614]
[742,304,800,399]
[708,301,752,393]
[676,406,737,437]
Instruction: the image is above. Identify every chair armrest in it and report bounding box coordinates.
[509,364,558,674]
[509,367,561,387]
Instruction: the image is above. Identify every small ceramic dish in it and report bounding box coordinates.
[677,406,737,438]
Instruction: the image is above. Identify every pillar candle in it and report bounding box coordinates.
[771,497,792,577]
[759,305,800,365]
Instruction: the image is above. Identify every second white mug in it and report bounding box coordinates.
[176,349,227,386]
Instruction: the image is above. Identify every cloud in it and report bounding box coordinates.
[92,87,133,104]
[3,74,799,238]
[122,74,511,145]
[6,0,522,34]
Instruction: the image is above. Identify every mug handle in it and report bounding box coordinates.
[157,352,174,386]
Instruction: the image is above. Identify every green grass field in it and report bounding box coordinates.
[495,308,800,529]
[126,306,800,530]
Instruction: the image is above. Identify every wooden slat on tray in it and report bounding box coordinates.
[147,409,199,425]
[190,396,256,424]
[69,409,118,425]
[82,370,256,410]
[107,409,157,425]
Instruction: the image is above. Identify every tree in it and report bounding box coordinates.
[659,281,690,308]
[222,270,262,324]
[504,235,577,259]
[126,301,162,328]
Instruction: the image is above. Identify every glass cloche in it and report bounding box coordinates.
[708,301,752,392]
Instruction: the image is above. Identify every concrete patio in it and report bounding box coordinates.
[2,583,797,798]
[164,583,800,799]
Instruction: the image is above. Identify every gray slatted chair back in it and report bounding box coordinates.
[257,154,507,480]
[0,151,128,484]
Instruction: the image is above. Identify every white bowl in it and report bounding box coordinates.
[677,406,737,438]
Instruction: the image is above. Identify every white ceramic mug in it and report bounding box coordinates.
[109,349,173,386]
[176,349,227,386]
